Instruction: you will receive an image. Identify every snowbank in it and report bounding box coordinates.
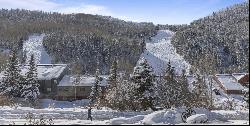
[186,114,208,124]
[142,108,185,125]
[110,115,144,125]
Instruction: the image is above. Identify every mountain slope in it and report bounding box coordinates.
[171,2,249,74]
[139,30,190,75]
[0,9,157,74]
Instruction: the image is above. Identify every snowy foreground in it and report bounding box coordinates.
[0,99,248,125]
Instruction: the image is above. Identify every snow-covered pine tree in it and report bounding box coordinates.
[21,54,40,105]
[21,49,27,65]
[107,60,118,89]
[191,73,210,108]
[159,61,180,108]
[0,50,23,98]
[178,69,192,107]
[131,58,157,111]
[158,61,192,108]
[89,66,102,106]
[105,59,118,108]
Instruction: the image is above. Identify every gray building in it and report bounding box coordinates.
[0,64,68,99]
[56,75,108,101]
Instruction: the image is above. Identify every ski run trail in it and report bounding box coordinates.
[22,34,52,64]
[140,30,191,75]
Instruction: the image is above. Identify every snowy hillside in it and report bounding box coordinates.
[139,30,191,75]
[22,34,52,64]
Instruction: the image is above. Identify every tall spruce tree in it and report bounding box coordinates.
[160,61,181,108]
[105,59,118,108]
[191,73,210,108]
[131,58,157,111]
[107,60,118,89]
[159,62,192,108]
[0,50,22,98]
[21,54,40,105]
[89,66,102,106]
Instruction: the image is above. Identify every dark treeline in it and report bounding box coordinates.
[0,9,157,74]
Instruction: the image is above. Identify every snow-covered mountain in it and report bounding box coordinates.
[139,30,191,75]
[22,34,52,64]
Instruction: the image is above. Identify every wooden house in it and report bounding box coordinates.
[0,64,68,99]
[213,74,246,95]
[56,75,108,101]
[232,73,249,87]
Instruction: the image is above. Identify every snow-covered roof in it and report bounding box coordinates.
[187,75,196,84]
[215,74,245,90]
[0,64,67,80]
[232,73,248,81]
[58,75,108,87]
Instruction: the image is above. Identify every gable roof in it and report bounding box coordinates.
[232,73,249,81]
[58,75,108,87]
[215,74,245,91]
[0,64,67,80]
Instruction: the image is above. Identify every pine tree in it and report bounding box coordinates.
[89,66,102,106]
[178,69,192,107]
[0,50,23,98]
[107,60,118,89]
[159,62,191,108]
[105,59,118,108]
[21,54,40,105]
[21,49,27,65]
[191,73,210,108]
[159,62,180,108]
[131,58,157,111]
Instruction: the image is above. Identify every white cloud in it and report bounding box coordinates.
[57,4,113,16]
[0,0,60,11]
[0,0,114,16]
[0,0,153,24]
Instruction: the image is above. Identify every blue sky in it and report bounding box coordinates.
[0,0,247,24]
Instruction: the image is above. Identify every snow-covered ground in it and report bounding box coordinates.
[0,103,248,125]
[139,30,191,75]
[22,34,52,64]
[211,79,247,110]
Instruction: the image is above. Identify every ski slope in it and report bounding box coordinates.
[22,34,52,64]
[140,30,191,75]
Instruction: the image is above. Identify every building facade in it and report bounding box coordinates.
[56,75,108,101]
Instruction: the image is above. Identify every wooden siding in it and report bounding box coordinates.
[238,74,249,87]
[56,86,106,101]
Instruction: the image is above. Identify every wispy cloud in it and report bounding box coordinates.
[0,0,113,16]
[0,0,137,23]
[56,4,113,16]
[0,0,60,11]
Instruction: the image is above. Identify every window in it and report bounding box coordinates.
[64,88,69,91]
[47,88,51,92]
[80,88,85,91]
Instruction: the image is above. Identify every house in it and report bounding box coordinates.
[232,73,249,87]
[213,74,247,94]
[56,75,108,101]
[0,64,68,99]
